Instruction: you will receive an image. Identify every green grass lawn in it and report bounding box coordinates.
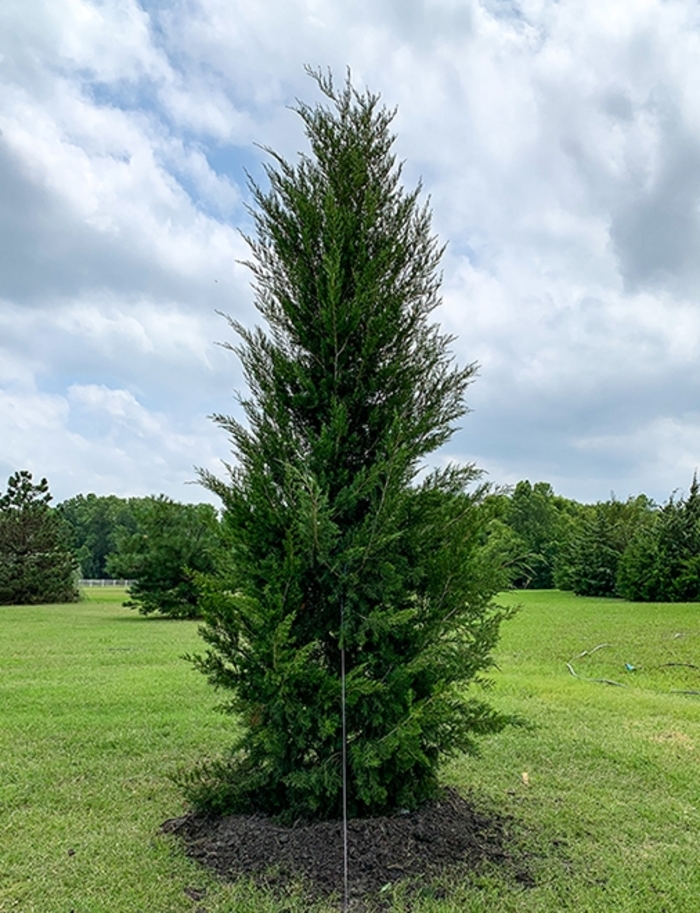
[1,588,699,912]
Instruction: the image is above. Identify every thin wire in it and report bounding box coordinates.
[340,598,349,912]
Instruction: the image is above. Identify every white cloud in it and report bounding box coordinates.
[0,0,169,85]
[2,0,700,505]
[68,384,161,434]
[0,382,224,503]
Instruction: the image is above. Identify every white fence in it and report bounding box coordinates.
[79,579,134,587]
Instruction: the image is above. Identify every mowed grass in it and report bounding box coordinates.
[0,589,285,913]
[1,589,699,912]
[442,590,700,913]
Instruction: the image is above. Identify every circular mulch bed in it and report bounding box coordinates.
[162,788,534,909]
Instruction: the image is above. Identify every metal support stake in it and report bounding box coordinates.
[341,599,349,912]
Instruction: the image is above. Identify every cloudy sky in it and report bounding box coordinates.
[2,0,700,506]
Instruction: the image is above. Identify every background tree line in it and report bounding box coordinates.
[0,476,221,613]
[4,470,699,609]
[57,491,221,617]
[482,475,700,602]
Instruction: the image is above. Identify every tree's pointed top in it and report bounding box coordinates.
[294,64,395,139]
[302,65,366,105]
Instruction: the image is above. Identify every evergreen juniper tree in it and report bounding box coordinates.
[188,71,513,821]
[564,496,654,598]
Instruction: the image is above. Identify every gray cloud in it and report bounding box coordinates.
[611,113,700,294]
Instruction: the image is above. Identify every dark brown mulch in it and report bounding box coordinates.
[162,788,534,909]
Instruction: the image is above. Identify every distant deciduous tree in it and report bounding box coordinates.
[495,480,582,589]
[0,471,78,605]
[58,493,139,579]
[476,491,533,590]
[107,496,221,617]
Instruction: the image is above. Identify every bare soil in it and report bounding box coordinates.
[162,788,534,909]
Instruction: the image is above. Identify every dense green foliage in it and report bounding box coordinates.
[0,470,78,605]
[479,481,583,590]
[504,481,560,588]
[484,477,700,603]
[617,476,700,601]
[560,495,655,597]
[545,480,700,602]
[58,493,139,578]
[107,496,221,617]
[189,72,512,821]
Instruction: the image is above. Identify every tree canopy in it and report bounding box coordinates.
[58,493,139,579]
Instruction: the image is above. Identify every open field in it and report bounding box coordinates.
[1,588,699,911]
